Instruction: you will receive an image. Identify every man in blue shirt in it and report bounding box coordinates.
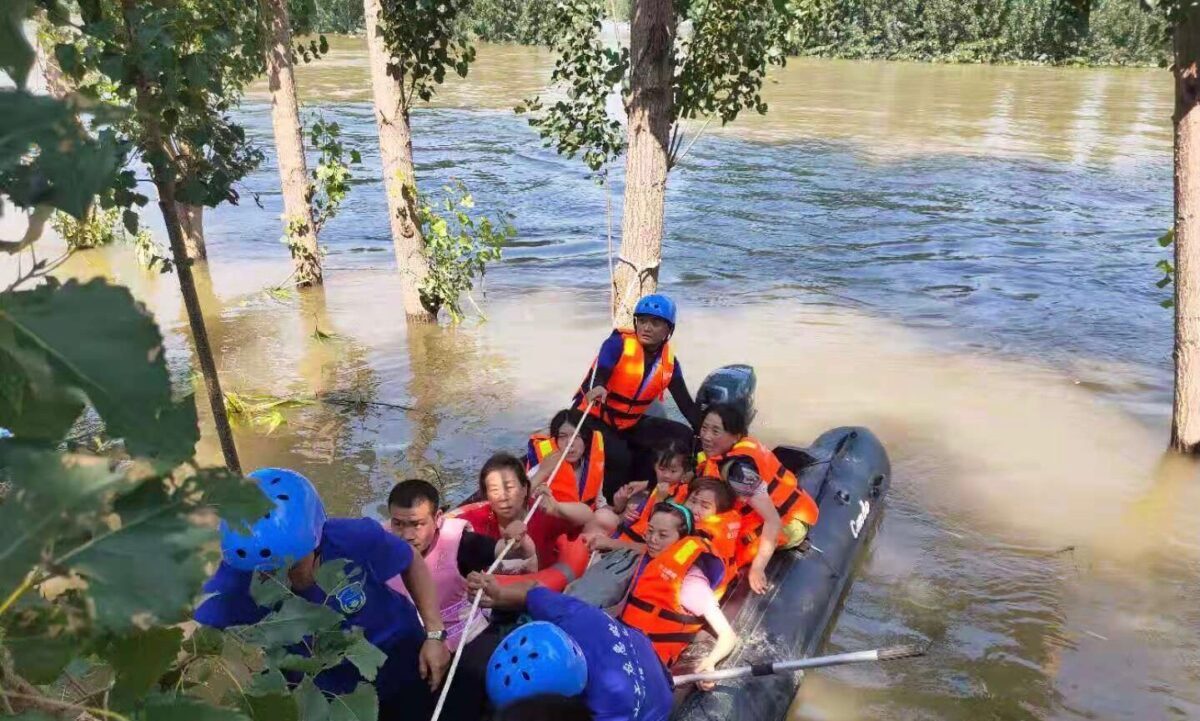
[195,468,451,720]
[471,575,674,721]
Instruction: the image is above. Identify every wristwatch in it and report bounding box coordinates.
[425,629,448,642]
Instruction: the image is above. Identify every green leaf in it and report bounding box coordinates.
[193,468,273,531]
[247,667,289,695]
[0,0,36,88]
[233,595,344,647]
[0,91,126,219]
[0,323,86,441]
[2,627,78,684]
[341,632,387,682]
[0,279,199,463]
[191,626,226,656]
[141,694,251,721]
[0,448,127,594]
[313,558,359,595]
[240,692,299,721]
[60,478,212,631]
[248,572,292,608]
[328,683,377,721]
[295,677,330,721]
[104,627,185,710]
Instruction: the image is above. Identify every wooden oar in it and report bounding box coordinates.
[672,643,928,686]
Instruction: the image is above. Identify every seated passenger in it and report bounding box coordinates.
[617,502,738,685]
[527,409,606,510]
[386,479,501,650]
[452,452,593,571]
[680,477,742,591]
[697,403,819,595]
[585,438,694,553]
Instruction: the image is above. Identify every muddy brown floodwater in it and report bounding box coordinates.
[32,37,1200,721]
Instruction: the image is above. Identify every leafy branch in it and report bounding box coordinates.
[516,0,628,173]
[418,181,515,322]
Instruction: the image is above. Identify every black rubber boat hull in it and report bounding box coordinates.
[671,425,891,720]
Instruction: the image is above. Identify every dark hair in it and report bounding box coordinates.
[703,402,749,437]
[549,408,593,447]
[651,501,694,536]
[687,476,735,514]
[494,695,593,721]
[653,437,693,468]
[479,452,531,496]
[388,479,440,511]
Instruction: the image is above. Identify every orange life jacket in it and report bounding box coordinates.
[697,437,819,569]
[619,536,723,666]
[577,330,675,430]
[526,432,606,508]
[613,482,740,596]
[612,481,680,544]
[692,510,741,595]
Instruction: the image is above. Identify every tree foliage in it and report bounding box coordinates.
[418,181,514,322]
[376,0,477,107]
[520,0,794,175]
[784,0,1168,65]
[1,5,387,720]
[516,0,628,173]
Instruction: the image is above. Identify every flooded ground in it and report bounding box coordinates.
[38,38,1200,721]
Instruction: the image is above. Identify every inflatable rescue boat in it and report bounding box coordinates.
[671,365,891,720]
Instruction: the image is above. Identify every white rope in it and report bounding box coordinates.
[429,399,597,721]
[606,170,616,327]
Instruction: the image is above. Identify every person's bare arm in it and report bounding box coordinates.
[747,491,781,594]
[388,553,450,690]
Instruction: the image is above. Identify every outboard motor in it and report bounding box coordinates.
[696,364,757,425]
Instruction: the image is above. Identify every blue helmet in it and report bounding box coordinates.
[633,293,676,327]
[219,468,327,572]
[486,621,588,709]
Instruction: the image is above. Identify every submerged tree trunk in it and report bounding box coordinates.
[363,0,435,323]
[175,202,206,261]
[613,0,675,327]
[118,0,237,472]
[161,184,241,473]
[261,0,322,286]
[1173,7,1200,454]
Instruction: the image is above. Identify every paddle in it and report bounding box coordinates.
[671,643,928,686]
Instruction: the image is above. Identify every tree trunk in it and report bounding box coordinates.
[260,0,322,286]
[612,0,675,327]
[33,16,71,100]
[363,0,436,323]
[117,0,237,472]
[1173,7,1200,454]
[160,184,241,473]
[175,202,206,261]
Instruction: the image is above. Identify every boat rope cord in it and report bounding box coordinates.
[614,254,662,316]
[606,170,615,327]
[429,396,598,721]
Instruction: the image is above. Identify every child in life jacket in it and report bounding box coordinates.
[585,438,694,553]
[617,501,738,689]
